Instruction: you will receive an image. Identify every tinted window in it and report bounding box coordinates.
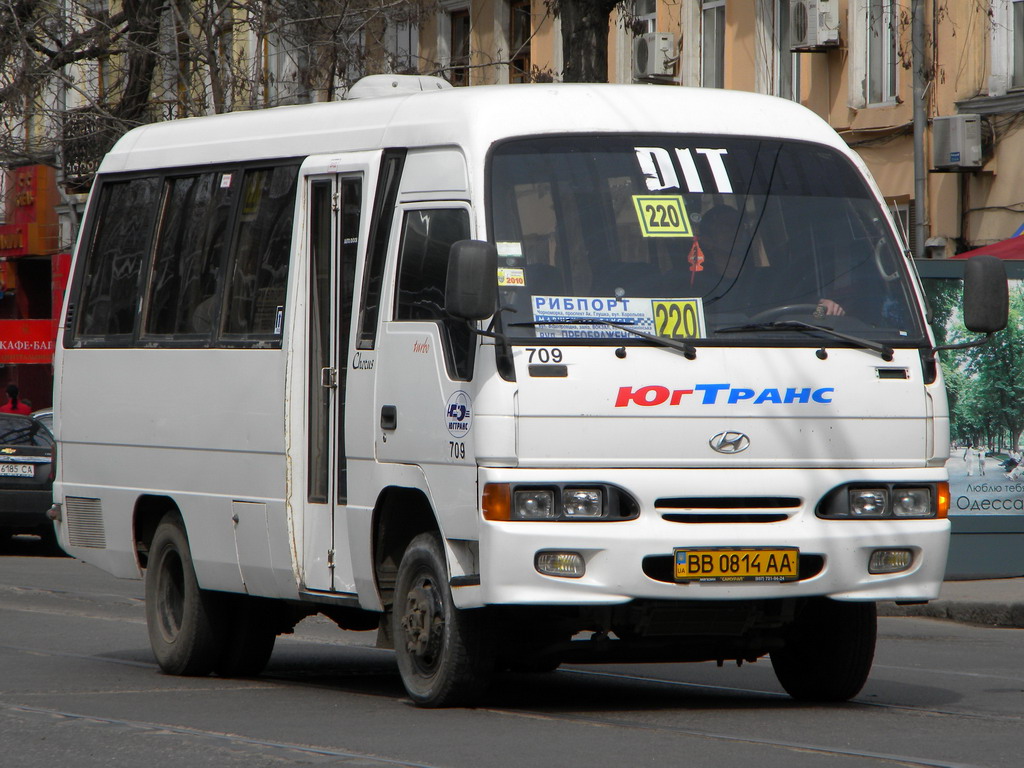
[0,415,53,447]
[396,208,472,379]
[489,136,925,345]
[357,150,406,349]
[144,172,235,338]
[76,177,160,338]
[222,165,299,338]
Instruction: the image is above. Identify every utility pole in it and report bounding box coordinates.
[912,0,927,258]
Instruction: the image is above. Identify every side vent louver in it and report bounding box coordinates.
[65,496,107,548]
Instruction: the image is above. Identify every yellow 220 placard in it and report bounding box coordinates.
[632,195,693,237]
[652,300,705,339]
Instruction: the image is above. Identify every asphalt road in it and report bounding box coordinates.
[2,537,1023,768]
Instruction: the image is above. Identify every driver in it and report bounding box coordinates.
[678,205,845,318]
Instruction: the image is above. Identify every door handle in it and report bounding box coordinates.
[381,405,397,430]
[321,367,337,389]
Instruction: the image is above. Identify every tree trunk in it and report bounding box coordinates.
[553,0,621,83]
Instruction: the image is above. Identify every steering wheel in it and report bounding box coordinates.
[749,303,820,323]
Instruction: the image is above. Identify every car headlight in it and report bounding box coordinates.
[850,489,888,517]
[483,483,638,521]
[817,483,946,520]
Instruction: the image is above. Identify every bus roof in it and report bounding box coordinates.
[98,84,851,175]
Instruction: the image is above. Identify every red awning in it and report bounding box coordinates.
[953,235,1024,259]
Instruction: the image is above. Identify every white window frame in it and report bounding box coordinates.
[384,20,420,74]
[849,0,899,108]
[756,0,801,101]
[701,0,726,88]
[990,0,1024,95]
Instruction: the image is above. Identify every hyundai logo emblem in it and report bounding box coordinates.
[710,431,750,454]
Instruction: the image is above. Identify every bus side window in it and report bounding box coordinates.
[143,172,234,339]
[75,176,161,342]
[222,164,299,341]
[394,208,473,380]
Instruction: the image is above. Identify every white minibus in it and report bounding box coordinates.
[51,75,1006,706]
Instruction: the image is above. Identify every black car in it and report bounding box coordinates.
[0,413,55,546]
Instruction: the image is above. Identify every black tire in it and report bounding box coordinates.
[770,598,877,702]
[144,513,226,676]
[392,532,494,707]
[213,596,279,677]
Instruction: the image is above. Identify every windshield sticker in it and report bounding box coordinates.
[634,146,733,194]
[652,300,706,339]
[532,295,654,338]
[496,241,524,258]
[632,195,693,237]
[531,296,709,340]
[498,267,525,287]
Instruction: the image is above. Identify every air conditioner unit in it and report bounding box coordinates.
[933,114,984,171]
[790,0,839,52]
[633,33,674,80]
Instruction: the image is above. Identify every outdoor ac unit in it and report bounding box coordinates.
[933,114,984,170]
[633,33,674,80]
[790,0,839,52]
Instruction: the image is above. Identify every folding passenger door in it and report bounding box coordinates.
[300,161,372,595]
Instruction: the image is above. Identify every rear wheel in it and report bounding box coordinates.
[770,598,876,702]
[144,513,226,676]
[393,532,494,707]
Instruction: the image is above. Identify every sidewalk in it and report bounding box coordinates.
[878,577,1024,628]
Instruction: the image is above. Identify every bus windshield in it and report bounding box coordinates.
[488,135,925,346]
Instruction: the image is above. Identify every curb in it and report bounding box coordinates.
[878,600,1024,628]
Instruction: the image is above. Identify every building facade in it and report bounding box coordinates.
[420,0,1024,258]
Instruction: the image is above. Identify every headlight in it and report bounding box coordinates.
[849,489,888,517]
[817,483,946,520]
[562,489,603,518]
[483,483,638,521]
[892,488,932,518]
[513,489,559,520]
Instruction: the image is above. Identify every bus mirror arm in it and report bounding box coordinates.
[931,332,995,357]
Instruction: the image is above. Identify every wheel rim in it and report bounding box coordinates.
[156,548,185,643]
[399,571,445,676]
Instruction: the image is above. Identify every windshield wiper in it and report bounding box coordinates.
[510,319,697,360]
[717,320,894,361]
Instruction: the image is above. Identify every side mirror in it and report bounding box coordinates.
[963,254,1008,333]
[446,240,497,321]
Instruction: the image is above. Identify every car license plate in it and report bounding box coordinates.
[0,463,35,478]
[674,547,799,582]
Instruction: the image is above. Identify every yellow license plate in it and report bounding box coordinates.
[674,547,799,582]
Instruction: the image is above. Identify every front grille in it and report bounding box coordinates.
[656,496,800,524]
[65,497,106,548]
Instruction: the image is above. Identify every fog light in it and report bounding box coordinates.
[514,490,557,520]
[892,488,932,518]
[562,488,604,518]
[850,489,888,517]
[535,551,585,578]
[869,549,913,574]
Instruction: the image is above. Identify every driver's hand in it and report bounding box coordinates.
[817,299,845,316]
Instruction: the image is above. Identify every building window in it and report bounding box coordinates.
[867,0,898,104]
[776,0,800,100]
[509,0,532,83]
[634,0,657,34]
[1013,0,1024,88]
[385,20,420,73]
[449,9,471,86]
[849,0,898,107]
[758,0,800,100]
[701,0,725,88]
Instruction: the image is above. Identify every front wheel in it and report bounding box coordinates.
[144,513,226,676]
[770,598,876,702]
[392,532,494,707]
